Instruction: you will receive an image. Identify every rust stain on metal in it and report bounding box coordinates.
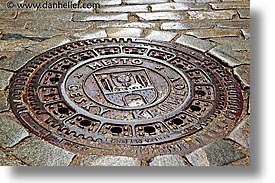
[9,38,243,158]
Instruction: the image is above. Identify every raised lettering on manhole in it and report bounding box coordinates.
[9,38,243,158]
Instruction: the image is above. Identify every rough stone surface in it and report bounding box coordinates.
[186,29,240,38]
[186,148,210,166]
[0,70,13,90]
[0,149,25,166]
[210,38,250,51]
[137,12,186,21]
[106,28,143,37]
[25,20,90,31]
[228,116,250,148]
[145,30,177,41]
[71,30,107,40]
[0,113,29,148]
[188,10,237,20]
[208,46,250,67]
[161,21,215,30]
[26,36,71,53]
[149,155,186,166]
[79,155,140,166]
[234,64,250,88]
[95,22,155,29]
[187,140,246,166]
[0,50,35,71]
[237,9,250,19]
[151,3,208,11]
[73,13,128,22]
[123,0,168,4]
[0,40,38,52]
[176,34,216,52]
[99,5,148,13]
[241,29,250,40]
[13,140,75,166]
[0,91,9,112]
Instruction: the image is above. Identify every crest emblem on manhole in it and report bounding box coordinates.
[9,38,243,158]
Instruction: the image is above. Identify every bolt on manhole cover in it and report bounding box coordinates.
[9,38,243,159]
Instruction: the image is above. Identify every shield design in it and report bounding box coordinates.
[94,69,158,107]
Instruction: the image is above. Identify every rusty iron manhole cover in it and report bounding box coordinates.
[9,38,243,158]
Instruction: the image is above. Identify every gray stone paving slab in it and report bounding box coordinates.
[73,13,128,22]
[188,10,237,20]
[106,28,143,37]
[149,154,187,166]
[17,11,73,21]
[95,22,155,29]
[123,0,168,4]
[0,91,9,112]
[99,5,148,13]
[217,20,250,29]
[233,64,250,88]
[0,113,29,148]
[79,155,140,166]
[237,9,250,19]
[186,148,210,166]
[71,30,107,40]
[137,12,186,21]
[145,30,177,41]
[0,50,35,71]
[26,35,71,53]
[0,40,39,52]
[210,2,249,10]
[241,29,250,40]
[208,46,250,67]
[83,0,121,6]
[151,3,208,11]
[228,116,250,148]
[161,21,215,30]
[176,34,216,52]
[0,149,25,166]
[13,139,75,166]
[25,19,90,31]
[0,70,13,90]
[0,30,64,41]
[186,140,246,166]
[186,29,240,38]
[210,38,250,51]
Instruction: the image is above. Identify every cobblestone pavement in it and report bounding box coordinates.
[0,0,250,166]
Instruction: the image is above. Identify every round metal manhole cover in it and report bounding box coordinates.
[9,38,243,158]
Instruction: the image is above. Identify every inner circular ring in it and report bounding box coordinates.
[61,54,193,124]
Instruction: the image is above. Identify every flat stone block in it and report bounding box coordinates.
[72,30,107,40]
[186,29,240,38]
[13,139,75,166]
[99,5,148,13]
[233,64,250,88]
[0,113,29,148]
[0,70,13,90]
[79,155,140,166]
[145,30,177,41]
[73,13,128,21]
[26,35,71,53]
[123,0,168,4]
[208,46,250,67]
[228,116,250,148]
[95,22,155,29]
[188,10,237,20]
[149,154,186,166]
[137,12,186,21]
[186,140,246,166]
[106,28,142,37]
[0,50,35,71]
[151,3,207,11]
[176,34,216,52]
[161,21,215,30]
